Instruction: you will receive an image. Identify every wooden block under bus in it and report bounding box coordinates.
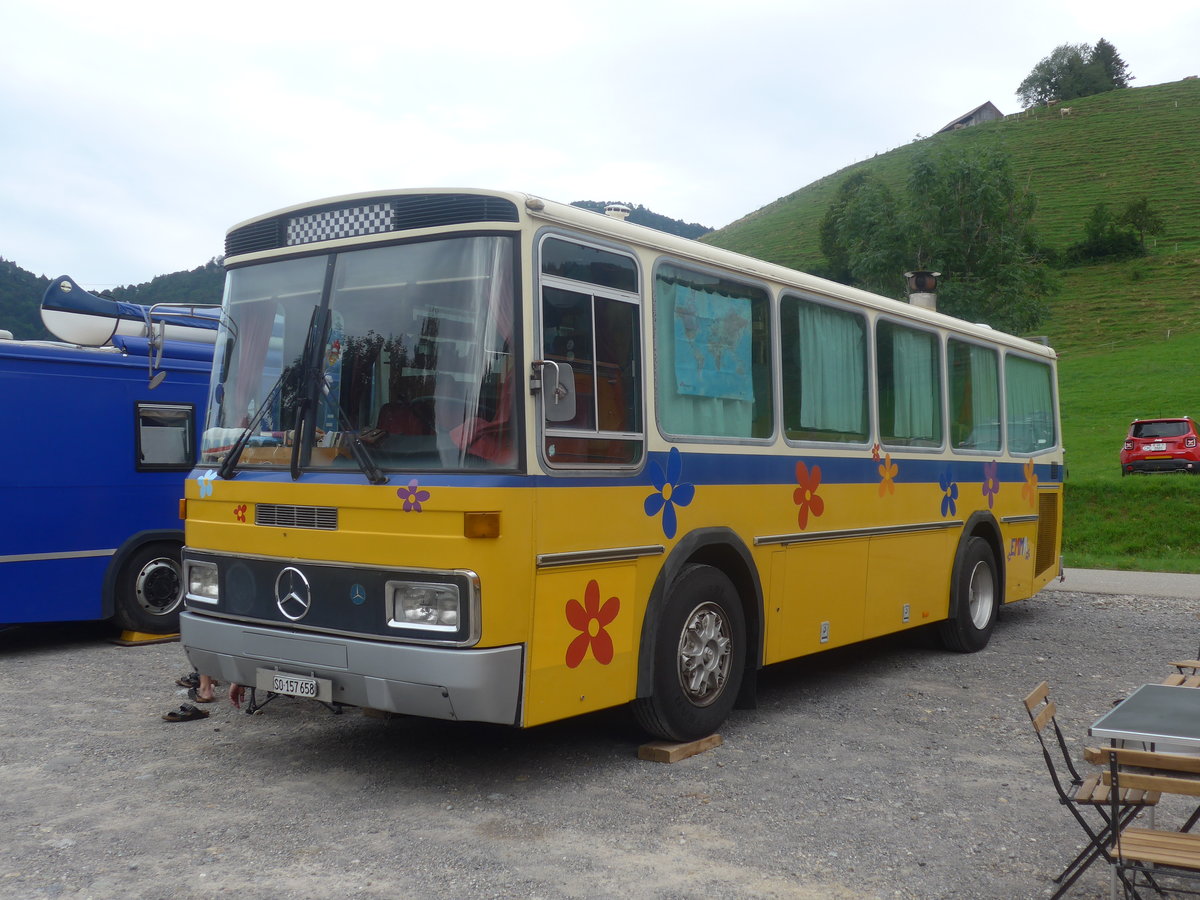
[637,733,723,763]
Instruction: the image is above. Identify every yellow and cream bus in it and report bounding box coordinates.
[181,188,1062,741]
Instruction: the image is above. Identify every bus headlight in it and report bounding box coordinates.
[186,560,219,604]
[387,582,461,631]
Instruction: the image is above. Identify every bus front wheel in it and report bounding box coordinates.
[938,537,998,653]
[633,565,745,742]
[113,541,185,634]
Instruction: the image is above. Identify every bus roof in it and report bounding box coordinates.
[224,187,1056,360]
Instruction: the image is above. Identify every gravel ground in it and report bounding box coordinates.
[3,587,1199,900]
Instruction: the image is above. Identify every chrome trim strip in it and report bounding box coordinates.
[1001,514,1040,524]
[0,548,115,564]
[754,520,963,547]
[536,545,665,568]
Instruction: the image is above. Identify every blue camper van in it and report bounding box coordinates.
[0,277,217,633]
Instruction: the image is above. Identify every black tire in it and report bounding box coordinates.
[112,541,184,633]
[633,565,745,742]
[938,536,998,653]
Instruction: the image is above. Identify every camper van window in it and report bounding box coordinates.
[136,403,195,470]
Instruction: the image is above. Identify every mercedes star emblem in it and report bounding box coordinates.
[275,567,312,621]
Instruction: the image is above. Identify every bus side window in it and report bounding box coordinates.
[654,264,772,440]
[1005,355,1057,454]
[877,320,943,448]
[539,236,643,467]
[949,339,1001,452]
[781,296,868,444]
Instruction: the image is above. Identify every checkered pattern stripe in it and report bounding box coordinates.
[286,203,394,246]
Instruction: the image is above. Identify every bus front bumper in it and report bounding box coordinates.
[180,611,523,725]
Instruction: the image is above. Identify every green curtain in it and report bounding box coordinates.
[1005,356,1055,453]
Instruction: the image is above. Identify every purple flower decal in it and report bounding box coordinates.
[398,479,430,512]
[982,461,1000,509]
[939,470,959,517]
[644,447,695,540]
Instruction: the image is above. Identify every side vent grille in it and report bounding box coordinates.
[225,218,285,257]
[255,504,338,531]
[392,194,519,231]
[1035,492,1059,577]
[225,194,520,256]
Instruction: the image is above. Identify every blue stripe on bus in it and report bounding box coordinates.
[211,451,1059,491]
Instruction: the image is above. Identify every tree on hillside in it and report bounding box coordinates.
[1119,197,1165,249]
[1016,39,1134,108]
[1065,203,1141,262]
[819,147,1055,334]
[107,258,224,306]
[817,171,906,290]
[1090,38,1133,90]
[0,258,53,340]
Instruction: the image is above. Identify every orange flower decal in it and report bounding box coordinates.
[234,504,247,522]
[1022,459,1038,507]
[878,454,897,496]
[793,461,825,529]
[565,579,620,668]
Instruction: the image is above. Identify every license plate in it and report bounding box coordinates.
[1145,442,1168,451]
[255,668,332,701]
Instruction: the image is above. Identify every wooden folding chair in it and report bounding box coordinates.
[1162,673,1200,687]
[1023,682,1159,898]
[1089,746,1200,898]
[1165,661,1200,687]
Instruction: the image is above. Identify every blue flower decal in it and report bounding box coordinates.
[198,469,217,498]
[644,447,695,539]
[939,470,959,517]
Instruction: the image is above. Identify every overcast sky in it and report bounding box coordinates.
[2,0,1197,291]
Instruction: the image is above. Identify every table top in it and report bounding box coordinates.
[1090,683,1200,747]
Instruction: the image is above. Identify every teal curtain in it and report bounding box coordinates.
[1006,356,1056,453]
[967,344,1000,449]
[797,302,866,437]
[890,327,940,442]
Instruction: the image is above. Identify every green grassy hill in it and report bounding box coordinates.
[708,79,1200,571]
[708,79,1200,357]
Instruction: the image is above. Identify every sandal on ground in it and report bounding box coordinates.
[162,703,209,722]
[178,673,220,690]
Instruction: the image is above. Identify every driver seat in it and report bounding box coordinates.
[377,401,431,436]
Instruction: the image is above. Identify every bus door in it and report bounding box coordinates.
[527,235,646,726]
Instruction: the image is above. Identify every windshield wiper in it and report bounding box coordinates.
[318,375,388,485]
[216,369,289,480]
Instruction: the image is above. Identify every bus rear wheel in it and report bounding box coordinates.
[938,537,998,653]
[113,541,184,634]
[633,565,745,742]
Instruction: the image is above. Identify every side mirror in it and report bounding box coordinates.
[533,360,577,423]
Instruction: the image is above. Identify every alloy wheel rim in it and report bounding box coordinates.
[967,560,996,630]
[677,601,732,707]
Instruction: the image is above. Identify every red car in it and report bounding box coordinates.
[1121,417,1200,475]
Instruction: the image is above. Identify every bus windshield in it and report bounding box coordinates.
[201,235,517,473]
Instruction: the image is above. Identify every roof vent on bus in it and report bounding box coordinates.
[904,270,940,312]
[604,204,631,220]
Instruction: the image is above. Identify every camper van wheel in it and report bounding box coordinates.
[114,541,185,634]
[633,565,745,742]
